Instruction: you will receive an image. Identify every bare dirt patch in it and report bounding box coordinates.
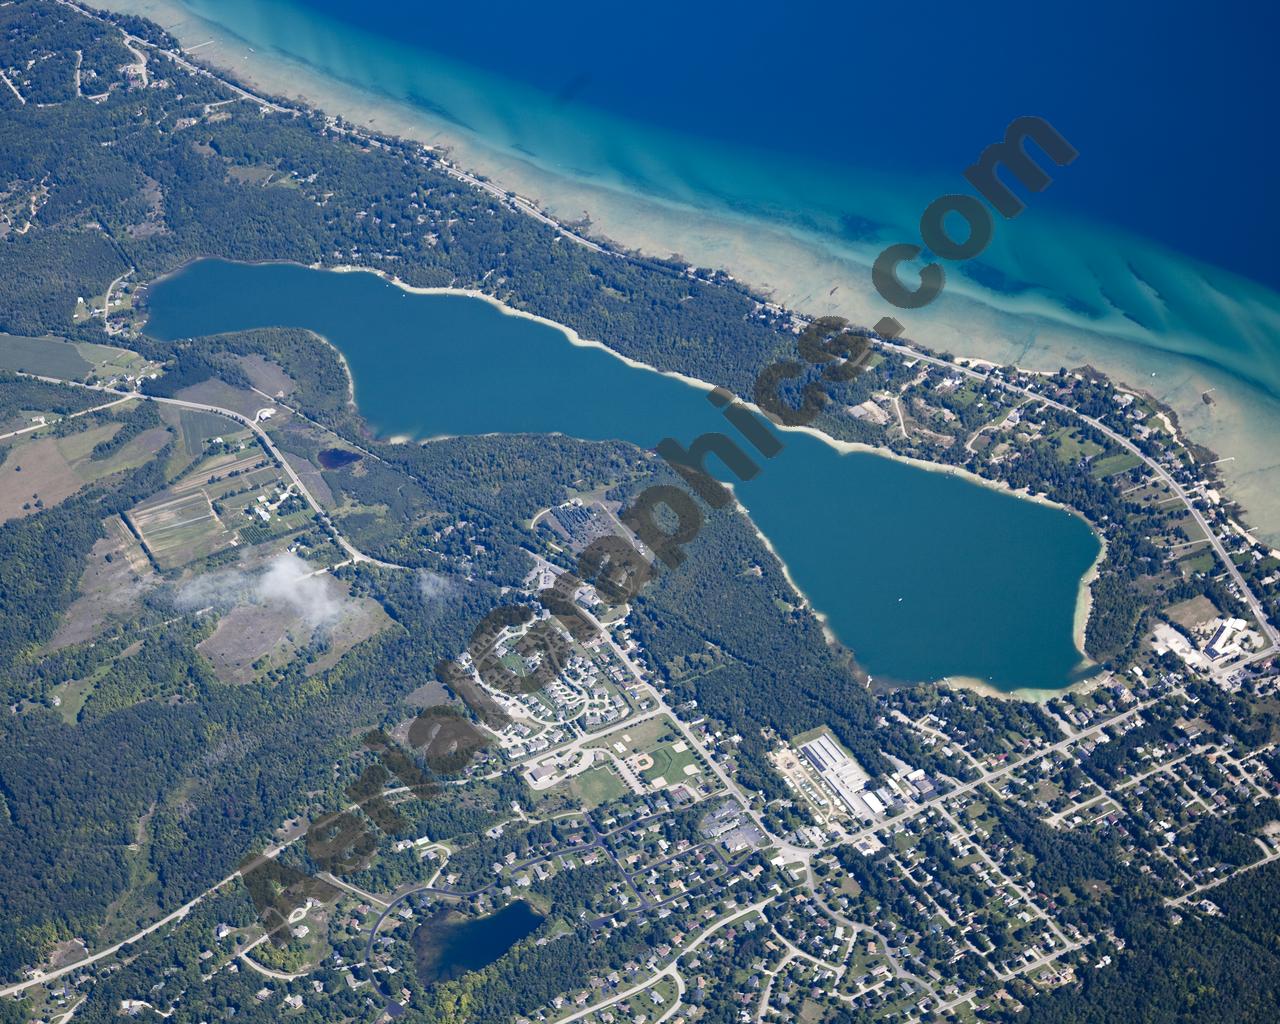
[198,601,302,683]
[405,680,450,709]
[48,515,157,650]
[1165,594,1220,632]
[0,433,82,521]
[237,354,296,398]
[48,939,89,970]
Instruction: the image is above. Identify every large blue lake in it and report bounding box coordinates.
[145,259,1101,692]
[145,0,1280,401]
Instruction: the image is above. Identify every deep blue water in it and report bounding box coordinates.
[188,0,1279,291]
[145,259,1102,692]
[413,900,544,983]
[155,0,1280,452]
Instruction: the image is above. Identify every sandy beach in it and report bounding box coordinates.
[315,262,1107,692]
[95,0,1280,545]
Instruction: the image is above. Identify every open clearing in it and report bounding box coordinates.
[0,419,169,522]
[0,333,153,382]
[129,489,232,569]
[569,766,628,809]
[0,333,92,377]
[1091,451,1143,479]
[48,515,157,650]
[586,715,670,757]
[196,575,390,684]
[1165,594,1220,632]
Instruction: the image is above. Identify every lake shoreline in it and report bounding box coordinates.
[94,0,1280,547]
[151,256,1102,698]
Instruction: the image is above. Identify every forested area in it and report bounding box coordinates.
[0,533,506,975]
[0,372,101,420]
[1012,863,1280,1023]
[0,450,168,693]
[626,482,958,798]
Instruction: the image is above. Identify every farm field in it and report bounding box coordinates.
[128,488,233,569]
[0,333,154,382]
[0,417,170,522]
[0,333,92,378]
[127,438,309,569]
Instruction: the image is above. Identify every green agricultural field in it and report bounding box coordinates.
[176,407,242,457]
[0,333,151,382]
[76,340,149,379]
[0,333,93,378]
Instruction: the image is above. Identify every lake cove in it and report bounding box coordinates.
[412,900,545,984]
[144,260,1102,692]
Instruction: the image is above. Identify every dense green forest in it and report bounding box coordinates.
[1,4,1278,1023]
[1012,863,1280,1024]
[0,371,101,420]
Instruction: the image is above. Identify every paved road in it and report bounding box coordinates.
[0,394,131,441]
[553,896,775,1024]
[17,374,408,571]
[843,691,1169,850]
[0,869,242,999]
[876,338,1279,650]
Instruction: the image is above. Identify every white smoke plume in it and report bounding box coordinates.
[175,553,349,631]
[417,569,456,605]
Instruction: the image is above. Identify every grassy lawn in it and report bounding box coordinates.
[569,766,627,809]
[49,673,100,724]
[1052,427,1104,463]
[585,715,669,756]
[1091,451,1143,478]
[1178,549,1216,576]
[641,741,699,784]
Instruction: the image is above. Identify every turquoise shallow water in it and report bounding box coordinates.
[96,0,1280,541]
[145,260,1101,692]
[155,0,1280,407]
